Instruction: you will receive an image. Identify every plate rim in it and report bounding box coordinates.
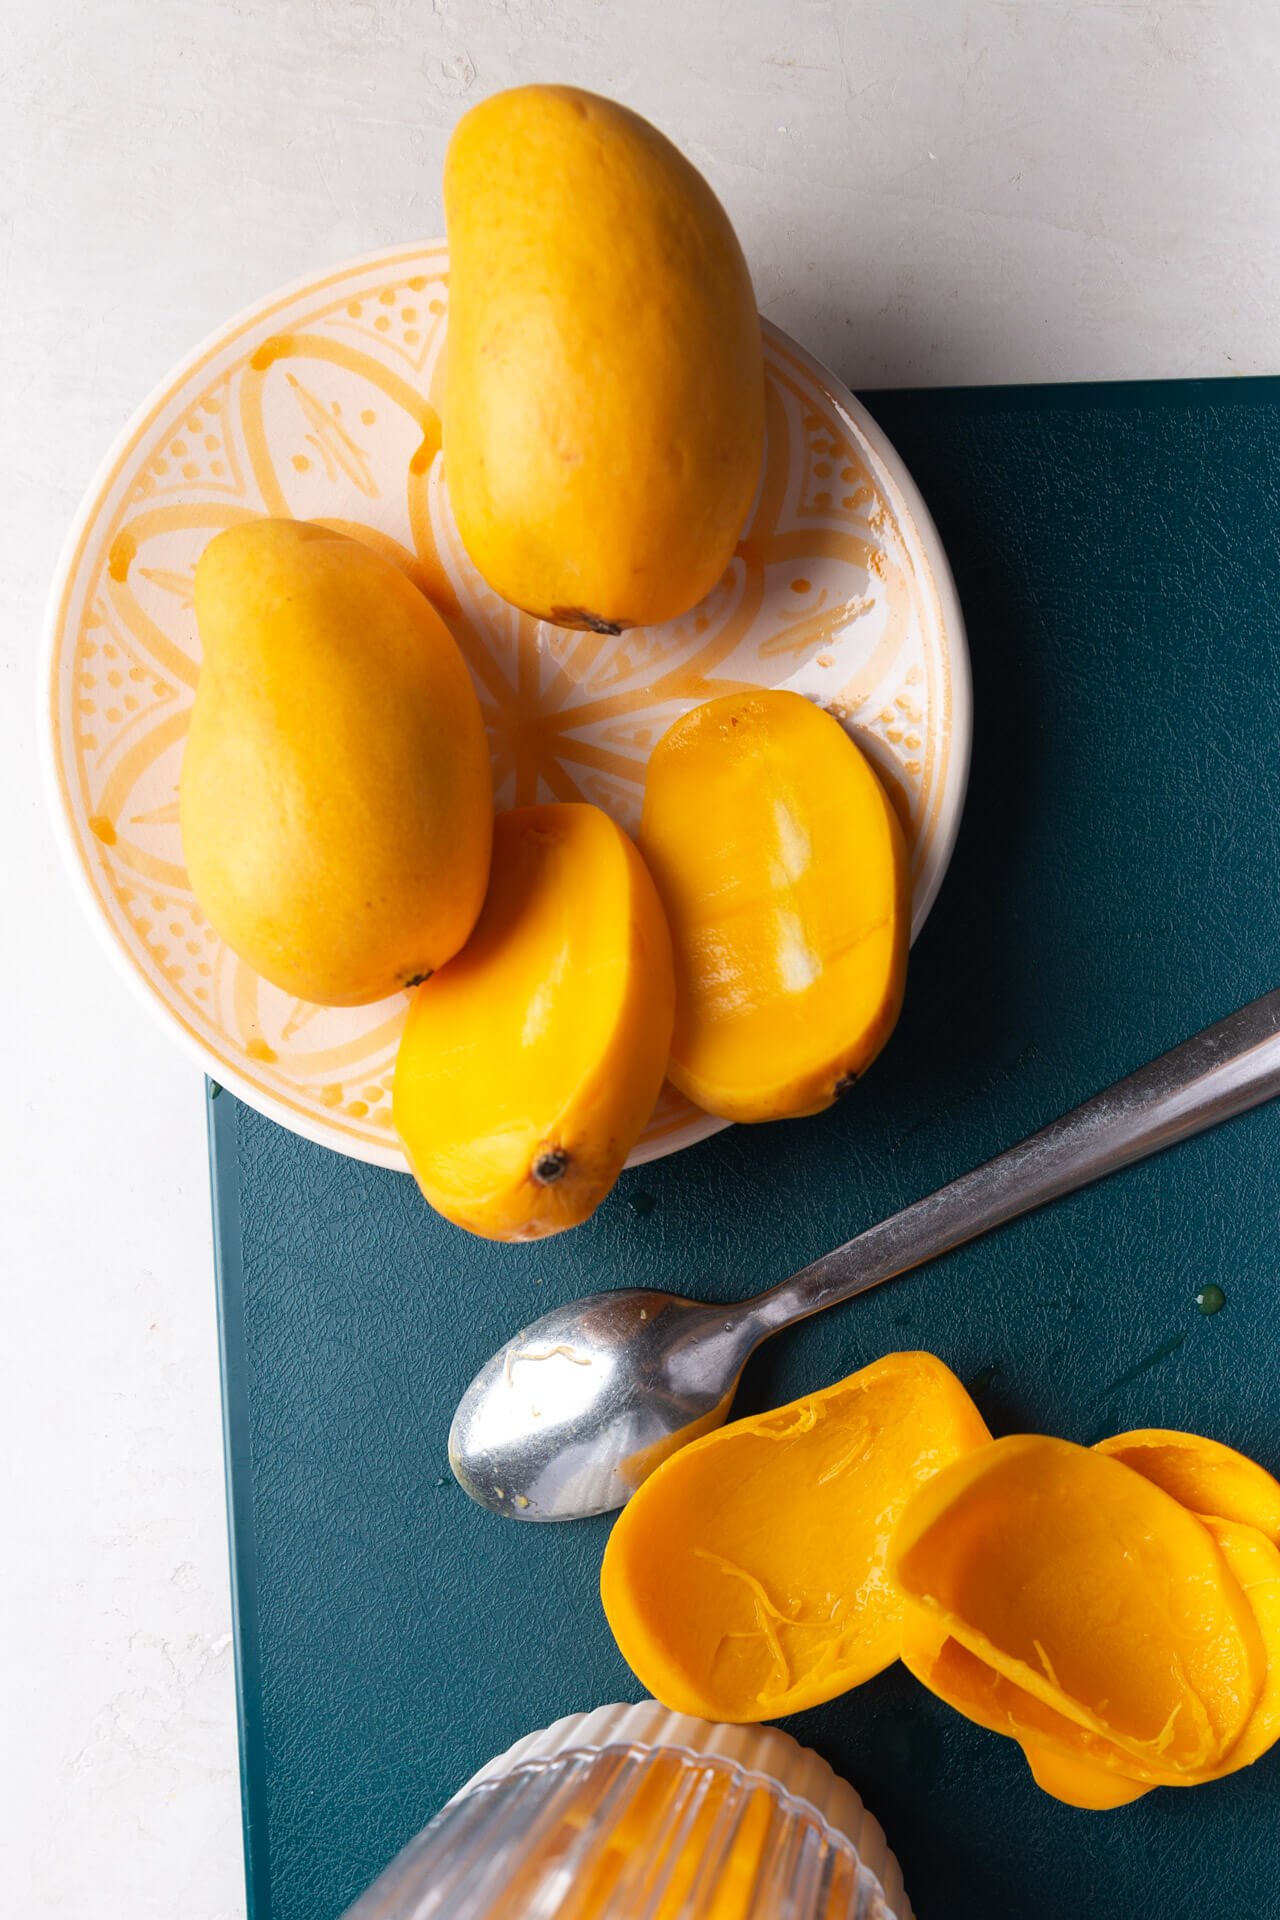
[40,245,970,1175]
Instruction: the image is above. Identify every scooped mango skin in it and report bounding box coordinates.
[394,804,674,1241]
[1023,1742,1152,1811]
[444,85,764,632]
[1094,1428,1280,1545]
[604,1351,1280,1806]
[640,691,909,1123]
[181,519,492,1005]
[899,1503,1280,1810]
[891,1432,1280,1807]
[601,1353,990,1722]
[899,1611,1161,1807]
[1196,1518,1280,1773]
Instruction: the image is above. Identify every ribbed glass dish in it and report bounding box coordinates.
[343,1703,910,1920]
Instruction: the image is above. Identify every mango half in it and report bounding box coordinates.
[393,804,674,1241]
[601,1353,990,1721]
[640,691,909,1122]
[444,85,764,632]
[181,519,492,1005]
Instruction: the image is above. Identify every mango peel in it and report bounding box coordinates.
[602,1357,1280,1810]
[891,1430,1280,1808]
[601,1352,991,1722]
[1094,1426,1280,1544]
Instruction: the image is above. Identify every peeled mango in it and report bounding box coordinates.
[600,1353,990,1721]
[444,85,765,633]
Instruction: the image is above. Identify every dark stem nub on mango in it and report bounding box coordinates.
[549,607,624,636]
[532,1148,570,1185]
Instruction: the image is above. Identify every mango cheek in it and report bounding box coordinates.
[640,690,908,1124]
[393,803,674,1242]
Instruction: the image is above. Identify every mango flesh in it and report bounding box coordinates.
[899,1610,1159,1807]
[600,1353,990,1721]
[393,803,674,1240]
[890,1435,1268,1790]
[444,85,764,632]
[181,519,492,1006]
[639,691,909,1122]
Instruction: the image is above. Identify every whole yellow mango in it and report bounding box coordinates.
[444,85,765,632]
[180,519,492,1006]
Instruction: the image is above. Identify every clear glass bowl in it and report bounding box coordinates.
[343,1703,910,1920]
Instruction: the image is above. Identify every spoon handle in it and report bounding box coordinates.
[749,989,1280,1336]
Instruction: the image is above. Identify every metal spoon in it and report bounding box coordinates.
[449,990,1280,1521]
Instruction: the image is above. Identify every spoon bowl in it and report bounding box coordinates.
[448,1289,758,1520]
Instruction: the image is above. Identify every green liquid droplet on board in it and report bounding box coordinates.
[629,1190,656,1218]
[1096,1333,1186,1401]
[1196,1284,1227,1316]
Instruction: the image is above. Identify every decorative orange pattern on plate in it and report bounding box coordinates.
[44,244,969,1171]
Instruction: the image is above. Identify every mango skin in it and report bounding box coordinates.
[444,85,765,632]
[601,1353,991,1722]
[181,519,492,1006]
[891,1435,1268,1793]
[896,1434,1280,1808]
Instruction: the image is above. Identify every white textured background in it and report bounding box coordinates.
[2,2,1278,1913]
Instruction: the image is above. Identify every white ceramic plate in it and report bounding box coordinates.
[42,242,970,1170]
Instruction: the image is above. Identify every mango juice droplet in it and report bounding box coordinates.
[1196,1284,1227,1316]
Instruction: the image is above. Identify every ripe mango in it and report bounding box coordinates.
[640,691,909,1122]
[394,803,674,1240]
[181,519,492,1006]
[444,85,765,632]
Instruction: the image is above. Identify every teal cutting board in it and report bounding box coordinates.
[210,376,1280,1920]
